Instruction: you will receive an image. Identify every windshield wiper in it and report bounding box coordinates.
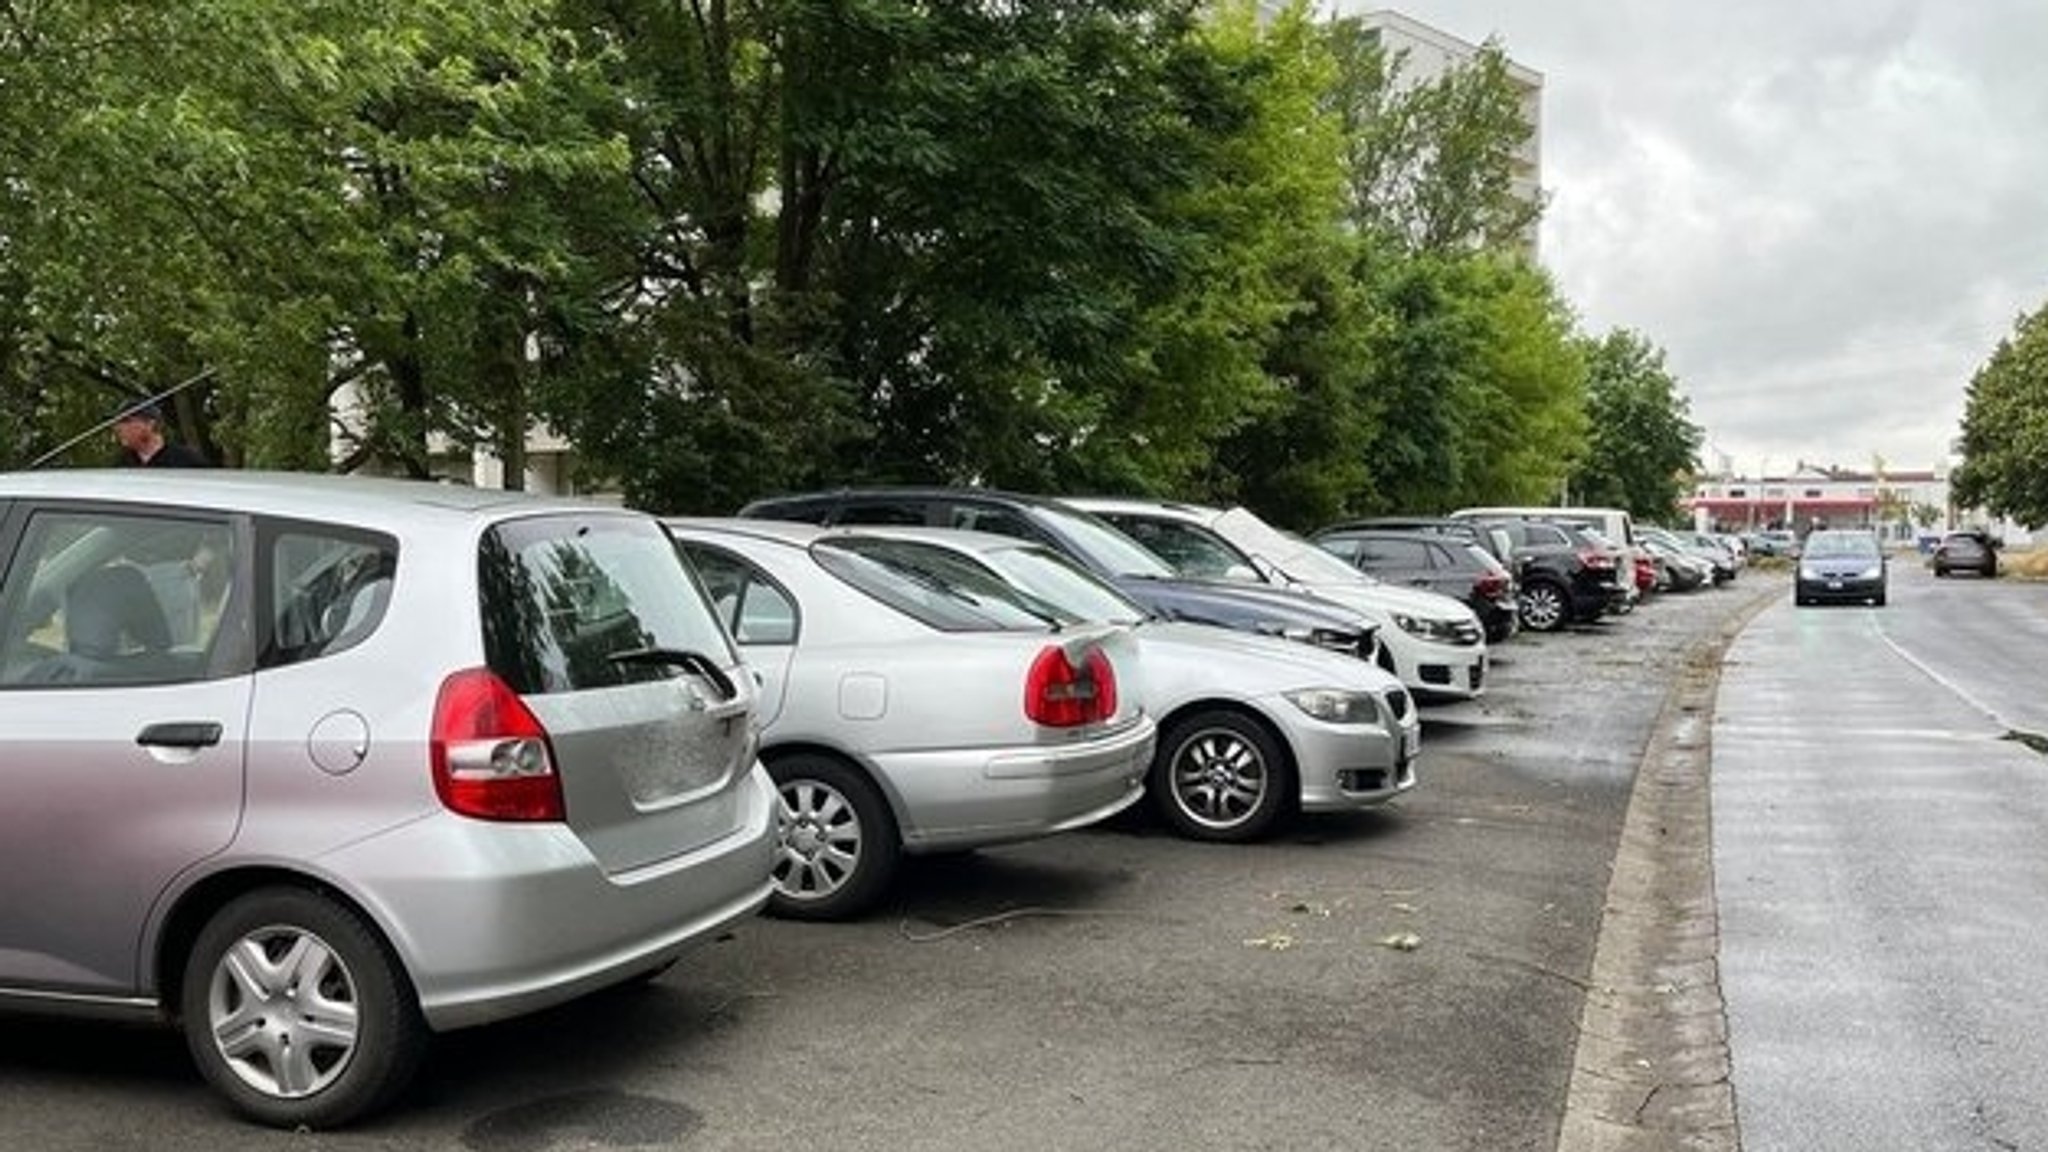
[606,647,738,702]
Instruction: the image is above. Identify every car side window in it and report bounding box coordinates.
[1103,516,1245,579]
[0,508,236,688]
[263,525,398,668]
[1363,538,1431,567]
[834,500,929,526]
[1317,536,1363,564]
[944,504,1047,543]
[680,544,799,645]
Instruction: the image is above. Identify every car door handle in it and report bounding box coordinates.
[137,721,224,749]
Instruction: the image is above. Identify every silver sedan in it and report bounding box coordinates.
[828,526,1422,842]
[666,519,1156,919]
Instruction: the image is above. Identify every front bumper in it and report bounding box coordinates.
[1289,704,1422,812]
[1797,575,1885,603]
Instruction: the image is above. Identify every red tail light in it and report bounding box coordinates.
[430,668,566,821]
[1474,571,1507,599]
[1025,645,1118,728]
[1579,549,1616,570]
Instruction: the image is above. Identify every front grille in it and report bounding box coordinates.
[1420,664,1452,686]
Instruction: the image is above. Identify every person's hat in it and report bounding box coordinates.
[112,399,164,424]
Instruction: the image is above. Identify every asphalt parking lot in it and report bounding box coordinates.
[0,576,1783,1152]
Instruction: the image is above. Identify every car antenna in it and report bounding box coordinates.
[25,367,218,470]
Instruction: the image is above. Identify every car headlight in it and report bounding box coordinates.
[1392,613,1460,641]
[1798,565,1820,580]
[1285,689,1382,726]
[1276,625,1360,651]
[1858,565,1882,579]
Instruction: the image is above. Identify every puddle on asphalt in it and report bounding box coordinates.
[463,1089,702,1151]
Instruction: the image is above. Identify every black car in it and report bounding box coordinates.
[737,487,1381,663]
[1311,529,1519,644]
[1931,529,1998,578]
[1466,517,1630,632]
[1795,529,1887,606]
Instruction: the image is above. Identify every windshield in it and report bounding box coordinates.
[978,544,1148,625]
[812,537,1063,632]
[1034,503,1179,579]
[1212,507,1374,585]
[1803,531,1880,559]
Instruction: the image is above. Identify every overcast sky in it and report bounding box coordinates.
[1343,1,2048,478]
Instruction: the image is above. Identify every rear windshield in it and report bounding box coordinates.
[480,513,733,695]
[812,537,1060,632]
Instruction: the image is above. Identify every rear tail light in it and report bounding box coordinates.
[1579,549,1615,570]
[1025,645,1118,728]
[430,667,566,821]
[1474,571,1507,599]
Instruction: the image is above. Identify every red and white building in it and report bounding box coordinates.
[1685,464,1953,544]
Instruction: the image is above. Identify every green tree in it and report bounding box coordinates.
[1569,328,1701,522]
[1952,302,2048,527]
[2,0,627,475]
[1324,18,1541,255]
[1347,249,1585,515]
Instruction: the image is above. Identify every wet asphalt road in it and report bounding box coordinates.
[1717,557,2048,1151]
[0,575,1778,1152]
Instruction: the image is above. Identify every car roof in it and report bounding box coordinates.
[667,516,834,547]
[1062,495,1225,521]
[741,485,1080,514]
[668,516,1029,558]
[1320,528,1444,544]
[0,469,612,525]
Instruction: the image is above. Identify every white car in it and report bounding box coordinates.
[831,526,1421,842]
[664,519,1155,919]
[1066,498,1489,703]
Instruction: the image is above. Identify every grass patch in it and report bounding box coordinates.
[2002,546,2048,580]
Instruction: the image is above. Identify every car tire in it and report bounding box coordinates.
[1153,710,1292,843]
[1519,580,1570,632]
[180,887,426,1130]
[765,753,900,921]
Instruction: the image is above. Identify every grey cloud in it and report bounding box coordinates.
[1359,0,2048,472]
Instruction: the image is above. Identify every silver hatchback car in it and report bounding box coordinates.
[0,472,778,1128]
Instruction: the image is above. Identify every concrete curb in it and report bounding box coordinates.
[1555,583,1781,1152]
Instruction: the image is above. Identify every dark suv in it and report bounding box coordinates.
[1321,516,1516,570]
[1312,529,1520,644]
[1465,517,1630,632]
[1931,529,1998,578]
[737,487,1381,664]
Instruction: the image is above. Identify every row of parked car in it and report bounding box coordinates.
[0,471,1743,1129]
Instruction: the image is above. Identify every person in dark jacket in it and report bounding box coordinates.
[112,401,210,467]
